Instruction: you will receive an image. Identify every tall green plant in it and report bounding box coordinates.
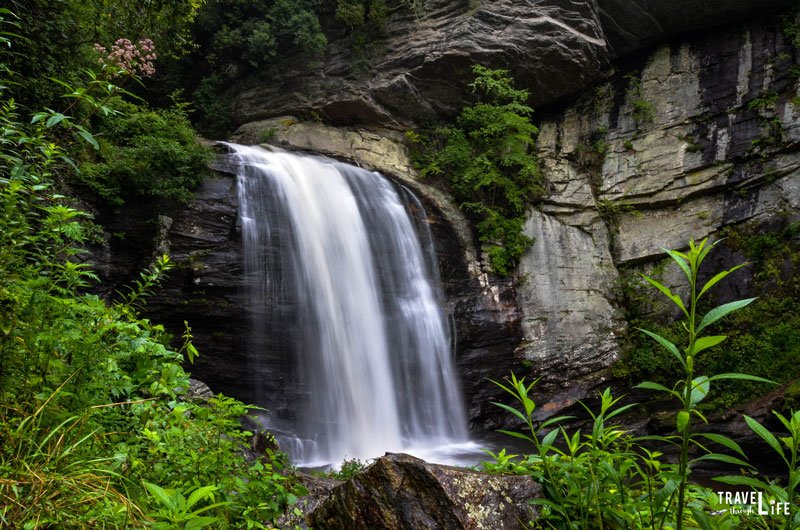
[635,238,773,529]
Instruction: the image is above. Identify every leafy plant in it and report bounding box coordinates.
[717,410,800,529]
[487,239,795,529]
[410,65,545,275]
[143,482,226,529]
[78,100,210,207]
[0,16,305,527]
[634,238,773,529]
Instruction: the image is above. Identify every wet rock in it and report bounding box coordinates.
[186,378,214,402]
[511,15,800,421]
[308,453,541,530]
[143,172,251,400]
[278,473,343,530]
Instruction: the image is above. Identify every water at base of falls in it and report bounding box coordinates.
[227,143,481,468]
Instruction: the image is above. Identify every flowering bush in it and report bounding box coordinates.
[94,38,157,77]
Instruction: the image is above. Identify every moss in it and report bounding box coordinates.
[259,127,278,143]
[573,127,609,178]
[615,222,800,411]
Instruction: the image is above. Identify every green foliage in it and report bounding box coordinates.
[782,4,800,50]
[409,65,544,276]
[0,20,304,527]
[625,72,654,125]
[6,0,201,113]
[78,101,210,207]
[259,127,279,143]
[722,410,800,529]
[488,376,744,529]
[327,457,369,480]
[634,238,771,529]
[187,0,327,134]
[617,222,800,411]
[143,482,224,529]
[573,127,608,179]
[487,240,799,529]
[597,199,640,228]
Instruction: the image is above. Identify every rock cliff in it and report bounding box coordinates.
[127,4,800,438]
[229,0,793,129]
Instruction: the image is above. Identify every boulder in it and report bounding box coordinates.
[308,453,541,530]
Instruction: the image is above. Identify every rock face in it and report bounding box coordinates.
[143,171,252,397]
[229,0,793,129]
[307,453,541,529]
[128,7,800,439]
[517,15,800,401]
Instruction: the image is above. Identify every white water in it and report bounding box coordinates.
[228,144,478,467]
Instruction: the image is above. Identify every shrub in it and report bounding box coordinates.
[487,239,794,529]
[78,101,210,207]
[410,65,545,276]
[0,25,304,526]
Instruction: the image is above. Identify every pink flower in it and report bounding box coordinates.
[94,37,158,78]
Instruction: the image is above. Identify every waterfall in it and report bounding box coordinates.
[227,143,477,466]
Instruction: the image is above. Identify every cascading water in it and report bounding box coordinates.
[227,143,478,466]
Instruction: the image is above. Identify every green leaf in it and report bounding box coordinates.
[640,275,688,317]
[496,429,534,444]
[696,433,747,458]
[714,475,770,490]
[664,248,692,283]
[708,373,775,384]
[638,328,686,369]
[690,508,714,530]
[186,485,217,509]
[605,402,639,421]
[690,335,727,355]
[144,481,178,511]
[76,129,99,150]
[539,415,575,430]
[689,376,710,407]
[184,517,219,530]
[697,298,756,332]
[697,263,747,300]
[691,453,750,468]
[677,410,690,433]
[635,381,680,399]
[491,401,528,424]
[744,415,785,461]
[541,428,558,448]
[45,113,65,128]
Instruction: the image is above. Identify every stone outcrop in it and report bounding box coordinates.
[513,15,800,415]
[229,0,793,129]
[143,171,252,397]
[130,7,800,437]
[307,453,541,529]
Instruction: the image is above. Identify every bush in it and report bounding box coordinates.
[78,101,210,207]
[409,65,545,276]
[488,240,795,529]
[0,25,303,526]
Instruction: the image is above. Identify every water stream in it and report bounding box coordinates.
[227,144,479,467]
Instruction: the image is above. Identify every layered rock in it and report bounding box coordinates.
[229,0,793,129]
[128,6,800,440]
[307,453,540,529]
[515,15,800,415]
